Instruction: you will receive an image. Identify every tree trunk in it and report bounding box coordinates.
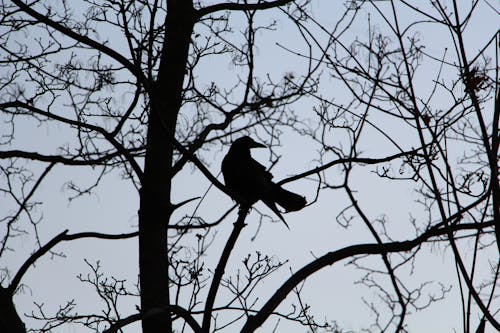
[139,1,194,333]
[0,288,26,333]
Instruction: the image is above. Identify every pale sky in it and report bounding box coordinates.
[2,1,499,332]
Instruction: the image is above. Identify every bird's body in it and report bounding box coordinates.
[221,136,306,227]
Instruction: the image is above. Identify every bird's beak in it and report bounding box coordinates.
[251,140,266,148]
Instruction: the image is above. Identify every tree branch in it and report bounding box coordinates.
[277,146,426,185]
[0,162,55,257]
[1,101,144,181]
[10,0,147,86]
[196,0,295,19]
[202,206,249,332]
[240,220,495,333]
[8,230,138,293]
[103,304,202,333]
[0,150,130,166]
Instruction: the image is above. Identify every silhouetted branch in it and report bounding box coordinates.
[278,146,427,185]
[196,0,295,19]
[8,230,69,293]
[103,304,202,333]
[170,204,238,230]
[345,185,408,331]
[241,220,496,333]
[8,230,138,294]
[171,197,202,211]
[0,150,131,166]
[202,206,249,332]
[0,162,55,256]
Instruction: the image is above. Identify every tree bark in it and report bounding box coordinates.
[139,1,194,332]
[0,288,26,333]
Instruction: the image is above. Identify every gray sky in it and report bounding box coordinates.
[2,1,499,332]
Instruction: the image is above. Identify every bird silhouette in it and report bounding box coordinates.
[221,136,306,228]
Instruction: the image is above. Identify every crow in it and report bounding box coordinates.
[221,136,306,228]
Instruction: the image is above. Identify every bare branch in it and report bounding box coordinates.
[241,220,496,333]
[196,0,295,19]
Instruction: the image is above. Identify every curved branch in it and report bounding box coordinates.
[8,230,138,294]
[240,220,496,333]
[64,231,139,241]
[111,81,143,137]
[8,230,69,294]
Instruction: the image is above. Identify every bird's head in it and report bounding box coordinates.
[231,136,266,150]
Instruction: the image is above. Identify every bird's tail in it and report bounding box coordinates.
[273,186,306,212]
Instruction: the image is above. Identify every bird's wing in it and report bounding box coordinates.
[222,154,272,203]
[250,158,273,180]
